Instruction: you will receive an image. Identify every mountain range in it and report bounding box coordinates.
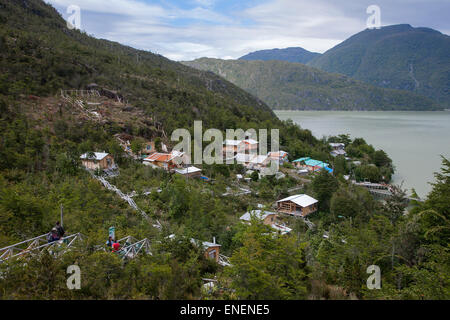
[195,24,449,110]
[183,58,440,111]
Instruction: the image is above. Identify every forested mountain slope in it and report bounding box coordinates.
[308,24,450,107]
[183,58,441,111]
[0,0,279,135]
[0,0,448,301]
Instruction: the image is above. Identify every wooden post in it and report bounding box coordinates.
[60,204,64,228]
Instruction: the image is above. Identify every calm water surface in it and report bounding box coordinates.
[275,110,450,198]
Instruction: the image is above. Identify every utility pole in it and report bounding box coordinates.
[60,204,64,228]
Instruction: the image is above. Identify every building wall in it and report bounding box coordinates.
[263,214,277,225]
[205,246,220,263]
[185,171,202,178]
[81,155,115,170]
[277,201,317,216]
[223,145,237,155]
[238,143,258,153]
[141,141,156,154]
[151,160,178,171]
[301,203,318,216]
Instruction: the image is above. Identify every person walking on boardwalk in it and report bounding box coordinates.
[47,228,59,243]
[106,236,114,248]
[55,221,65,239]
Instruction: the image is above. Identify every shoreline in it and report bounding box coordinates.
[273,109,450,112]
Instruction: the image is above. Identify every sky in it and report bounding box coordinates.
[46,0,450,61]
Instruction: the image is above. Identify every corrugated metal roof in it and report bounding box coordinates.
[240,210,276,222]
[271,224,292,235]
[268,151,288,158]
[304,159,323,166]
[80,152,109,161]
[223,139,241,146]
[144,151,184,163]
[250,155,268,164]
[277,194,318,208]
[144,152,173,162]
[242,139,258,145]
[175,166,202,175]
[235,153,256,163]
[329,143,345,148]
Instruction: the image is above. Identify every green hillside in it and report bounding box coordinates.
[183,58,441,111]
[239,47,321,64]
[0,0,279,135]
[0,0,448,301]
[308,24,450,107]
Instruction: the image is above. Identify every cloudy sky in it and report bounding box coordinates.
[46,0,450,61]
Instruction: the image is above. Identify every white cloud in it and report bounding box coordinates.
[47,0,167,18]
[192,0,215,8]
[46,0,450,61]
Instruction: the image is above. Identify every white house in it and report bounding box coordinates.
[174,166,202,178]
[330,143,347,157]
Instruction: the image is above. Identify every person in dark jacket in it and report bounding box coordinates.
[47,228,59,243]
[55,221,65,239]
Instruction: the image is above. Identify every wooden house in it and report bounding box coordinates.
[240,210,277,226]
[174,166,202,178]
[277,194,318,217]
[329,143,347,157]
[202,241,221,263]
[223,139,241,156]
[115,133,156,156]
[240,210,292,234]
[143,151,183,171]
[239,139,258,152]
[292,157,332,173]
[223,139,259,157]
[268,151,289,164]
[80,152,115,170]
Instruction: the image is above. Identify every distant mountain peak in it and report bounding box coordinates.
[308,24,450,107]
[239,47,321,64]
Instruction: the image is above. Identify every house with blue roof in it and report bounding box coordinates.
[293,157,333,173]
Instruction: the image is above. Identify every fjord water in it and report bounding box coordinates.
[275,111,450,198]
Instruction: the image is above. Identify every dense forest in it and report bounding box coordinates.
[308,24,450,108]
[0,0,448,300]
[183,58,441,111]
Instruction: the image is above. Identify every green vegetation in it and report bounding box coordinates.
[0,0,277,136]
[0,0,448,301]
[308,24,450,108]
[327,135,394,183]
[239,47,320,64]
[183,58,441,111]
